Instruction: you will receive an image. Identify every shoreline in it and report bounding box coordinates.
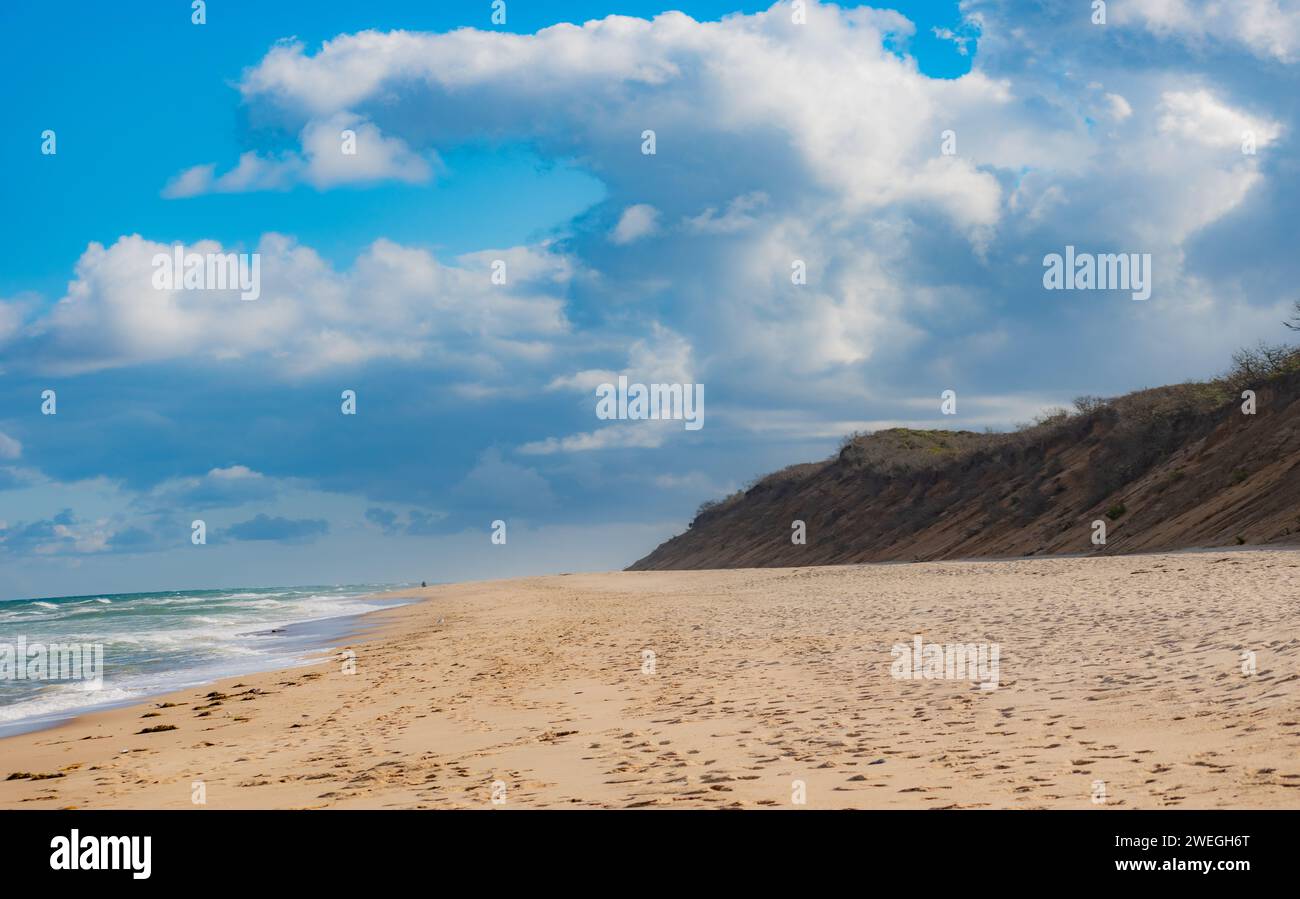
[0,592,418,741]
[2,550,1298,809]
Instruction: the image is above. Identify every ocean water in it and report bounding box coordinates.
[0,584,412,737]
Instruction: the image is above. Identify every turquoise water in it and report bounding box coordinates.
[0,584,410,736]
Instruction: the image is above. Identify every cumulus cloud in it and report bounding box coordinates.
[232,6,1011,237]
[1104,92,1133,121]
[1119,0,1300,63]
[547,323,695,395]
[209,0,1288,397]
[529,323,702,453]
[517,423,669,455]
[932,26,974,56]
[682,191,768,234]
[1157,89,1283,149]
[140,465,280,510]
[16,3,1285,399]
[4,233,572,376]
[12,2,1285,442]
[611,204,660,244]
[0,299,27,345]
[163,115,432,197]
[0,509,116,557]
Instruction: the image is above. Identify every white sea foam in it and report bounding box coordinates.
[0,585,405,735]
[0,684,141,725]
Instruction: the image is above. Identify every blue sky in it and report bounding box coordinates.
[1,0,1297,599]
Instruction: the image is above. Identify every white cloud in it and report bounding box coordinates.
[209,5,1095,389]
[139,465,282,512]
[232,8,1013,233]
[683,192,768,234]
[0,296,30,345]
[517,424,668,455]
[611,204,660,244]
[1119,0,1300,63]
[932,26,973,55]
[15,3,1298,425]
[209,464,261,481]
[163,115,432,197]
[524,323,702,454]
[1157,89,1282,149]
[549,323,696,392]
[163,153,298,198]
[1104,92,1133,121]
[6,234,572,376]
[546,369,619,392]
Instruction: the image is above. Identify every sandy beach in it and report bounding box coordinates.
[2,549,1298,810]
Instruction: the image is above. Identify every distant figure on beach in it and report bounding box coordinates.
[421,581,427,588]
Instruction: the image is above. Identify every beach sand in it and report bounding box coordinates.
[2,550,1298,809]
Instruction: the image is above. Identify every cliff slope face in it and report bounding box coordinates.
[630,371,1300,569]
